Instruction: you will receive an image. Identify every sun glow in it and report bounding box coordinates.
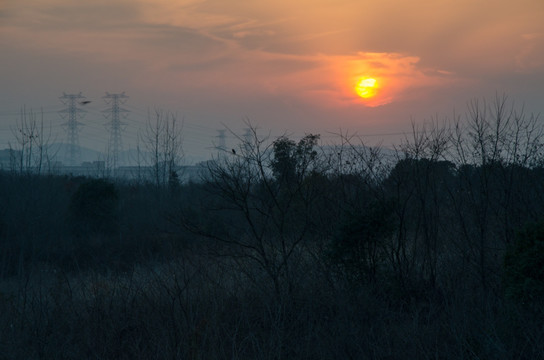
[355,77,378,98]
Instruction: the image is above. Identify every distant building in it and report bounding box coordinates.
[0,148,209,183]
[114,163,207,183]
[57,161,107,177]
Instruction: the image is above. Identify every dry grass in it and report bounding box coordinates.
[0,247,542,360]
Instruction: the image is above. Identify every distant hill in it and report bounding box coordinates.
[49,143,104,165]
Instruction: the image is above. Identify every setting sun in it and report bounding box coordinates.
[355,77,378,98]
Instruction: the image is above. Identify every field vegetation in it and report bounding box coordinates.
[0,96,543,359]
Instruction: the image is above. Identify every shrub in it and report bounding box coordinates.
[68,179,120,237]
[503,220,544,307]
[328,199,396,283]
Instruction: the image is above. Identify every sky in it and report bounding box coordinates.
[1,0,543,163]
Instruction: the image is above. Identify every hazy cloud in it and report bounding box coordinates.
[0,0,543,156]
[516,33,544,73]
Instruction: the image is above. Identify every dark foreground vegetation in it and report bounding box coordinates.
[1,97,543,359]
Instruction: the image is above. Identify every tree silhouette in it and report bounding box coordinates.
[270,134,320,186]
[504,220,544,309]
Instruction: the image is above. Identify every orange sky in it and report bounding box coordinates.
[0,0,543,161]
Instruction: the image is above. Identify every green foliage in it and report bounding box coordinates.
[68,179,120,236]
[270,134,319,185]
[329,199,396,282]
[503,220,544,306]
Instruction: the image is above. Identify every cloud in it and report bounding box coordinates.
[0,0,465,114]
[1,0,542,122]
[2,0,139,31]
[273,52,460,108]
[516,33,544,73]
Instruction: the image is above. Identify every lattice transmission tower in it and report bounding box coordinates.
[243,128,252,143]
[102,92,129,172]
[59,92,86,166]
[215,129,227,152]
[241,127,253,152]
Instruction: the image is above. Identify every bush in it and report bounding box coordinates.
[68,179,120,237]
[328,199,396,283]
[503,220,544,307]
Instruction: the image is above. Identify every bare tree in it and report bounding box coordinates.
[447,94,544,290]
[380,95,544,292]
[139,108,184,188]
[9,106,55,174]
[179,122,327,299]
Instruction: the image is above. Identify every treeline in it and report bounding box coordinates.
[0,96,543,359]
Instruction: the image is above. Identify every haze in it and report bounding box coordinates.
[1,0,543,162]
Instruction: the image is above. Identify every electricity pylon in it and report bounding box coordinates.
[215,129,227,152]
[59,92,86,166]
[102,92,129,173]
[243,128,252,143]
[241,127,253,152]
